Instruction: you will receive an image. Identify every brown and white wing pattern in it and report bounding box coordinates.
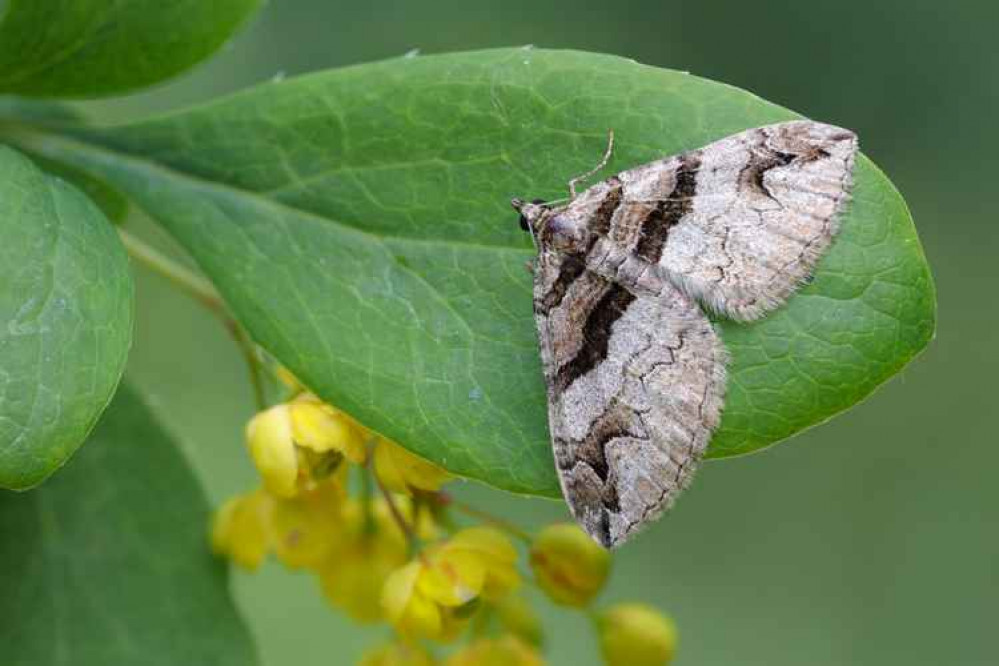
[582,121,857,321]
[518,119,857,548]
[532,247,725,547]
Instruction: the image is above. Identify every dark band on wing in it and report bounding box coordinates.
[561,401,640,514]
[554,281,636,393]
[536,178,624,315]
[741,147,796,200]
[563,470,614,547]
[536,253,586,315]
[590,176,623,236]
[634,152,701,263]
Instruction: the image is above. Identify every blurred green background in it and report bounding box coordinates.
[90,1,994,664]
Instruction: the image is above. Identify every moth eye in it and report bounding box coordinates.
[518,199,547,232]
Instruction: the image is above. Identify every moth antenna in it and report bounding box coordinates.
[513,197,545,251]
[568,129,615,199]
[526,221,539,252]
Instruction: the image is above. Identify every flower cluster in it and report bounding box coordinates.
[212,384,678,665]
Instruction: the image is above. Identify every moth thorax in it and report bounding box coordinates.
[543,213,590,252]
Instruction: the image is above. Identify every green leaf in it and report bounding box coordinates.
[0,0,262,98]
[27,151,130,222]
[4,49,936,497]
[0,99,130,221]
[0,383,260,665]
[0,145,133,489]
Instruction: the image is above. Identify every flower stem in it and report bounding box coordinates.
[117,228,223,313]
[118,228,268,411]
[360,450,377,535]
[229,321,268,412]
[373,468,419,555]
[446,496,533,544]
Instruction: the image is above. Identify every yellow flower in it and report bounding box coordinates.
[382,528,518,641]
[359,641,438,666]
[246,404,298,497]
[290,394,368,464]
[318,498,410,623]
[494,594,544,647]
[211,489,273,571]
[245,397,366,498]
[529,523,610,607]
[444,636,544,666]
[382,560,468,641]
[597,603,678,666]
[270,477,344,569]
[373,437,452,494]
[444,527,520,600]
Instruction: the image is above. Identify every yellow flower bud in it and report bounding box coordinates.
[444,527,520,600]
[529,523,610,607]
[270,479,343,569]
[495,594,544,647]
[444,636,544,666]
[318,499,409,623]
[359,641,438,666]
[210,489,273,570]
[597,603,678,666]
[374,437,452,494]
[289,395,367,463]
[418,548,486,607]
[246,404,298,498]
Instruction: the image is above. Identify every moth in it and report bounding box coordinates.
[513,121,858,548]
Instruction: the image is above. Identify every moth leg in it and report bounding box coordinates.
[524,259,535,274]
[568,129,615,199]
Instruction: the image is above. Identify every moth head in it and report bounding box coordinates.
[511,198,550,234]
[511,198,588,252]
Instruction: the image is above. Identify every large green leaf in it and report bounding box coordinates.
[0,0,262,98]
[0,145,132,489]
[0,383,259,665]
[1,49,936,497]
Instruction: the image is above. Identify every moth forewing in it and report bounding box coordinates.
[516,120,858,547]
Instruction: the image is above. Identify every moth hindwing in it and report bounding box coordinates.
[515,120,858,547]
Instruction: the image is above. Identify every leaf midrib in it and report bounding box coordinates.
[13,125,531,252]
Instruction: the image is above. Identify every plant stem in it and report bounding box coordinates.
[229,322,268,411]
[117,228,223,314]
[373,470,419,555]
[360,450,376,535]
[447,497,533,544]
[119,228,268,411]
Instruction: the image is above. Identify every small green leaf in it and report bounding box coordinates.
[0,145,133,489]
[0,383,260,665]
[6,49,935,497]
[0,0,262,98]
